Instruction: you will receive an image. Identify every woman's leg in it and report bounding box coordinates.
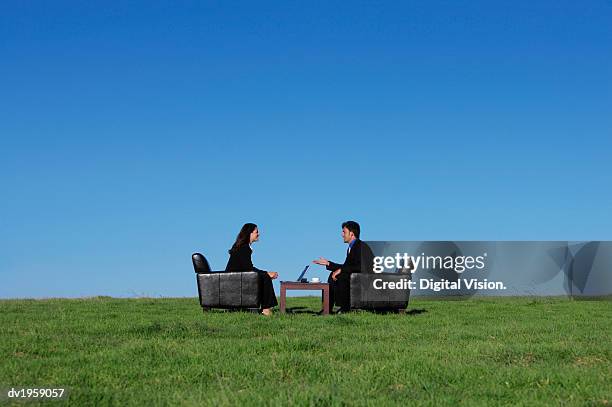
[260,272,278,310]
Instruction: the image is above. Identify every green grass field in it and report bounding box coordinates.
[1,297,610,406]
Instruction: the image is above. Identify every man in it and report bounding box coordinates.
[313,221,374,313]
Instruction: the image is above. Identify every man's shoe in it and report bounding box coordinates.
[335,308,350,315]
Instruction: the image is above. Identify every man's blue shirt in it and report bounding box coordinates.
[348,238,357,253]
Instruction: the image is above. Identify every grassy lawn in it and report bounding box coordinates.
[1,296,610,406]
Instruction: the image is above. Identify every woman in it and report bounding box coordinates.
[226,223,279,316]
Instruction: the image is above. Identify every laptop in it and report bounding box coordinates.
[296,265,310,282]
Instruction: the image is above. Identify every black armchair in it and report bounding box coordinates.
[350,272,411,311]
[192,253,262,311]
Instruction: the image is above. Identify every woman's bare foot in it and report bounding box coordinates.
[261,308,273,316]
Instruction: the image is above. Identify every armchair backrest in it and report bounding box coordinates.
[192,252,212,273]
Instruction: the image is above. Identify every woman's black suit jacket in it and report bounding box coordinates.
[225,245,278,309]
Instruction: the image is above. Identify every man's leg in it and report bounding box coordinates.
[334,272,351,311]
[327,272,336,308]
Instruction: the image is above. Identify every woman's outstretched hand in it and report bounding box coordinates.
[268,272,278,279]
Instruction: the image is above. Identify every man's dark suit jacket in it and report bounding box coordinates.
[326,239,374,275]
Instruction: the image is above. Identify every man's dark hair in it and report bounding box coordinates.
[342,221,360,239]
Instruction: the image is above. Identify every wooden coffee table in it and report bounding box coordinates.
[279,281,331,315]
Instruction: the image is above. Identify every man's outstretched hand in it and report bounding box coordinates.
[268,272,278,279]
[313,257,330,266]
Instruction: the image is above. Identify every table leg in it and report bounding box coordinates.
[322,286,330,315]
[280,285,286,313]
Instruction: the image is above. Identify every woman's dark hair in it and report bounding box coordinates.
[342,220,360,239]
[229,223,258,254]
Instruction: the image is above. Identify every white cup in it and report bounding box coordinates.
[311,277,320,283]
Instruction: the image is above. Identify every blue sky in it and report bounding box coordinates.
[1,1,611,298]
